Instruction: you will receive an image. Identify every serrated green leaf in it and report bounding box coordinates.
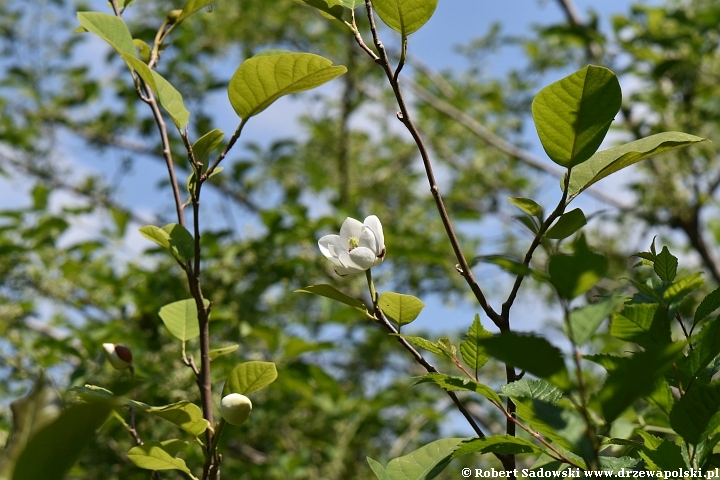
[646,377,674,416]
[127,441,197,478]
[670,381,720,445]
[453,435,543,458]
[295,284,367,312]
[380,438,466,480]
[532,65,621,168]
[679,318,720,381]
[695,287,720,326]
[565,132,708,199]
[130,401,208,437]
[546,208,587,240]
[209,344,239,360]
[566,296,625,345]
[507,197,543,217]
[609,303,671,349]
[373,0,439,36]
[12,401,112,480]
[158,298,209,341]
[636,430,685,471]
[296,0,345,19]
[515,398,594,461]
[393,334,445,357]
[501,379,563,404]
[378,292,424,327]
[459,314,492,376]
[223,361,278,397]
[229,52,346,120]
[0,372,62,480]
[594,342,685,423]
[479,332,570,390]
[654,246,678,282]
[414,373,501,405]
[663,272,703,306]
[77,12,135,56]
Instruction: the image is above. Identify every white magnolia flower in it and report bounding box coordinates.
[318,215,386,276]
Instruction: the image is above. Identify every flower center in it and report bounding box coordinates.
[347,236,359,250]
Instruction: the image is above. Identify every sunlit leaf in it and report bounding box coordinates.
[414,373,501,405]
[77,12,135,56]
[295,284,368,313]
[223,361,278,397]
[228,52,346,120]
[459,314,492,376]
[378,292,424,327]
[127,441,197,479]
[130,401,208,437]
[546,208,586,240]
[532,65,621,168]
[158,298,209,341]
[373,0,439,36]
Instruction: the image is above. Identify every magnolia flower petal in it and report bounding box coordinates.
[338,251,364,273]
[318,235,343,260]
[348,247,376,270]
[358,227,378,253]
[364,215,385,251]
[339,217,364,244]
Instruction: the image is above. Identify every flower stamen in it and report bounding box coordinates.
[348,236,359,250]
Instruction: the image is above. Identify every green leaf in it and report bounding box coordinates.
[670,381,720,445]
[0,372,62,480]
[119,54,190,129]
[453,435,544,457]
[663,273,703,306]
[414,373,501,405]
[546,208,587,240]
[228,52,346,120]
[77,12,135,56]
[609,303,671,349]
[594,342,685,423]
[475,255,537,279]
[295,284,368,313]
[138,223,195,262]
[223,361,278,397]
[209,344,239,360]
[565,132,708,199]
[127,441,197,479]
[695,287,720,326]
[478,332,570,390]
[678,318,720,381]
[654,246,678,282]
[158,298,209,341]
[507,197,543,217]
[459,314,492,376]
[367,457,390,480]
[393,334,446,357]
[283,338,334,359]
[381,438,466,480]
[566,296,625,345]
[192,129,224,166]
[296,0,345,20]
[548,241,607,300]
[373,0,439,36]
[514,214,540,234]
[130,401,208,437]
[646,377,674,416]
[340,0,364,8]
[177,0,216,24]
[501,379,563,404]
[68,384,116,403]
[377,292,424,327]
[515,398,593,461]
[636,430,685,471]
[532,65,621,168]
[12,401,113,480]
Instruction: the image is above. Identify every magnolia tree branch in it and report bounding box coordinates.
[359,0,503,328]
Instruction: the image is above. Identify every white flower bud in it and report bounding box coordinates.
[102,343,133,370]
[220,393,252,425]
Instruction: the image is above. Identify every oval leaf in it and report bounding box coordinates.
[297,0,345,19]
[565,132,708,199]
[295,284,367,312]
[507,197,543,217]
[532,65,621,168]
[77,12,135,56]
[546,208,586,240]
[228,52,346,120]
[192,129,224,166]
[158,298,209,341]
[223,361,278,397]
[130,400,208,437]
[373,0,439,36]
[381,438,467,480]
[209,344,239,360]
[378,292,424,327]
[127,441,196,478]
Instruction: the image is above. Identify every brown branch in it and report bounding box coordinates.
[554,0,602,61]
